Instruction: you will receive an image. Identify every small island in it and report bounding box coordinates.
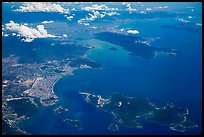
[53,105,69,115]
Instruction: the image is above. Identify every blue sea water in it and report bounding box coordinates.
[2,2,202,135]
[22,19,201,134]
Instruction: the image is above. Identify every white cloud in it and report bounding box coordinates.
[140,11,146,14]
[188,16,193,19]
[196,23,202,26]
[82,4,117,11]
[126,3,136,13]
[41,20,54,24]
[146,8,152,11]
[14,2,69,14]
[5,20,57,42]
[84,10,105,21]
[177,18,190,23]
[126,3,131,7]
[3,33,9,37]
[67,16,74,20]
[120,28,124,31]
[127,29,139,34]
[78,5,119,25]
[77,19,83,24]
[155,6,163,9]
[84,23,90,26]
[62,34,67,37]
[107,11,118,16]
[78,9,119,25]
[12,33,16,36]
[140,41,150,46]
[155,6,168,9]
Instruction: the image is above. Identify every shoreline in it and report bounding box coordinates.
[51,76,62,99]
[51,67,78,101]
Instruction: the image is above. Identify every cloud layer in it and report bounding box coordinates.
[127,29,140,34]
[78,4,120,26]
[82,4,118,11]
[41,20,54,24]
[14,2,69,14]
[5,20,57,42]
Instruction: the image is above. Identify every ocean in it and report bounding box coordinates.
[22,19,202,134]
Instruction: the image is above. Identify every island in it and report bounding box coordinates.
[2,96,39,135]
[79,91,198,132]
[94,32,180,59]
[53,105,69,115]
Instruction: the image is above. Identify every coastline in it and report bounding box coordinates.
[51,67,77,100]
[51,76,62,99]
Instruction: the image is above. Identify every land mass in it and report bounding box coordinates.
[94,32,180,59]
[79,91,198,132]
[2,40,99,134]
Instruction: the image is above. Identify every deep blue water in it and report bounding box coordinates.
[23,22,201,134]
